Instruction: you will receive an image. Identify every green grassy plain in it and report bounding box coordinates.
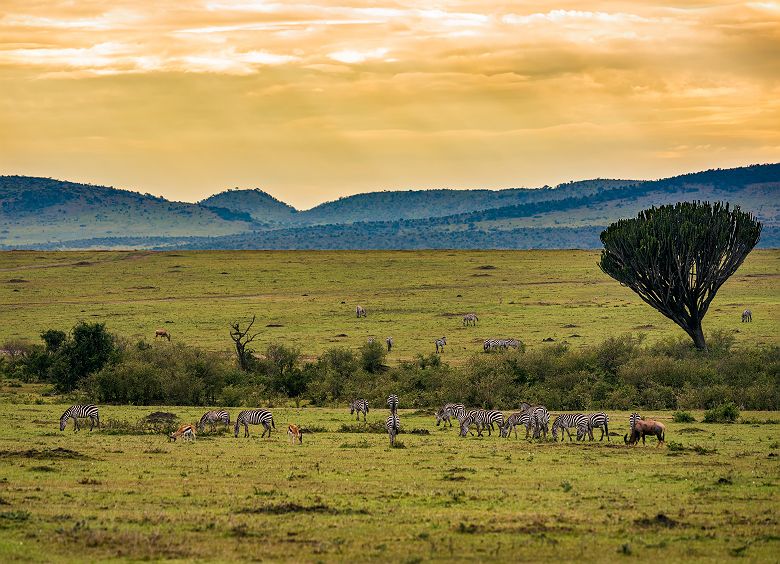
[0,390,778,562]
[1,250,778,363]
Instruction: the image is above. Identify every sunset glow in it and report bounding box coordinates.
[1,1,778,208]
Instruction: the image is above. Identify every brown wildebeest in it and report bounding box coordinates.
[624,419,666,447]
[154,329,171,341]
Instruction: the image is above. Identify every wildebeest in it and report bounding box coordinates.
[356,305,367,318]
[742,309,752,322]
[154,329,171,341]
[624,419,666,447]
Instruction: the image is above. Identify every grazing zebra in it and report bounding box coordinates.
[349,399,369,421]
[59,405,100,432]
[500,410,534,439]
[551,413,589,441]
[169,423,196,442]
[629,412,642,432]
[484,338,520,352]
[531,406,550,439]
[463,313,478,326]
[234,409,276,438]
[386,412,401,447]
[356,305,367,318]
[587,412,610,441]
[742,309,752,322]
[386,337,393,352]
[435,403,466,427]
[459,409,504,437]
[197,410,230,433]
[387,394,399,413]
[435,337,447,353]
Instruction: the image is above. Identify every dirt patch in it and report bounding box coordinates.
[0,448,91,460]
[475,265,497,270]
[266,324,284,327]
[238,503,368,515]
[73,261,92,266]
[634,513,679,528]
[471,273,492,277]
[6,279,28,283]
[334,333,348,337]
[129,286,157,290]
[633,324,656,330]
[678,427,708,434]
[562,323,579,328]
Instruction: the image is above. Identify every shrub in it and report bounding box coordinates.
[703,402,740,423]
[673,411,696,423]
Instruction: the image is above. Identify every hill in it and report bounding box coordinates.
[0,176,256,247]
[1,164,778,249]
[198,188,296,225]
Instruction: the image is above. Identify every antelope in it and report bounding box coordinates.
[287,424,303,444]
[169,423,196,442]
[154,329,171,341]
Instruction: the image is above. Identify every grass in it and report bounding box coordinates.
[1,250,778,364]
[0,401,778,561]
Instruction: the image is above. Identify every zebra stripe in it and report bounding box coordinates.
[552,413,588,441]
[350,399,369,421]
[434,337,447,353]
[436,403,465,427]
[386,412,401,447]
[234,409,275,438]
[459,409,504,437]
[463,313,478,326]
[500,410,533,439]
[59,405,100,432]
[387,394,399,413]
[629,412,642,432]
[198,410,230,433]
[587,412,610,441]
[531,406,550,439]
[483,338,521,352]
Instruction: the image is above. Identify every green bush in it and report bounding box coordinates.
[703,403,740,423]
[673,411,696,423]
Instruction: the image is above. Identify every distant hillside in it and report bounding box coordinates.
[199,188,296,224]
[0,176,256,246]
[2,164,777,249]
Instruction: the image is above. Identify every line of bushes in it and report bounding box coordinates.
[1,323,778,411]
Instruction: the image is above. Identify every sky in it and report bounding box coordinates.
[1,1,779,209]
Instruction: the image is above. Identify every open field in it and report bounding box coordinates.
[0,390,778,562]
[1,250,778,363]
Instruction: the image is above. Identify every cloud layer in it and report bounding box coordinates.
[1,1,778,207]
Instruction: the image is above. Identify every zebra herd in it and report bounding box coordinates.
[57,403,653,448]
[483,338,521,352]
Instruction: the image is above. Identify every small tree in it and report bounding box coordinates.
[230,315,259,371]
[599,202,761,350]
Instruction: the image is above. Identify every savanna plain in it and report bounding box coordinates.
[0,250,778,562]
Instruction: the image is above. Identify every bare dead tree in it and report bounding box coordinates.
[230,315,259,371]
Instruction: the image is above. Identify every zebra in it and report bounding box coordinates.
[500,410,533,439]
[742,309,752,322]
[435,403,465,427]
[197,410,230,433]
[551,413,589,441]
[386,412,401,447]
[629,412,642,432]
[349,399,369,421]
[356,305,366,318]
[59,405,100,432]
[586,412,610,441]
[234,409,276,438]
[484,338,520,352]
[386,337,393,352]
[463,313,478,326]
[460,409,504,437]
[531,406,550,439]
[387,394,399,413]
[435,337,447,353]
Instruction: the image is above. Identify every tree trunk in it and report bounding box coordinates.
[688,323,707,350]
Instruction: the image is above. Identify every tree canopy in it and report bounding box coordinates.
[599,201,761,349]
